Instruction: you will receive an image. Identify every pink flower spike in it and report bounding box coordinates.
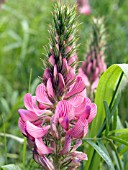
[36,83,52,106]
[60,135,71,155]
[65,76,85,99]
[47,78,55,98]
[18,109,38,122]
[26,121,50,138]
[35,138,52,155]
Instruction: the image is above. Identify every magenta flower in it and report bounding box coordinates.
[18,3,97,170]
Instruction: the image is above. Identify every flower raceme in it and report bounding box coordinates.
[79,18,107,100]
[18,4,97,170]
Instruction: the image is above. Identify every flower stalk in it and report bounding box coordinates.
[18,3,97,170]
[79,17,107,101]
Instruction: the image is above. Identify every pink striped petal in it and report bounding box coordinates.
[18,118,27,135]
[35,138,52,155]
[24,93,37,111]
[67,114,88,138]
[54,100,74,123]
[68,95,84,107]
[74,98,91,117]
[18,109,38,122]
[36,83,52,106]
[60,135,71,155]
[26,121,50,138]
[65,76,85,99]
[46,78,54,98]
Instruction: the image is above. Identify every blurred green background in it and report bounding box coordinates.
[0,0,128,168]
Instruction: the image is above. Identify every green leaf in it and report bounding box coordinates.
[86,140,115,170]
[109,128,128,135]
[108,136,128,146]
[1,164,21,170]
[104,101,110,135]
[85,64,128,170]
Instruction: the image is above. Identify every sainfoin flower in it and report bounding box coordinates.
[79,17,107,100]
[76,0,91,15]
[18,3,97,170]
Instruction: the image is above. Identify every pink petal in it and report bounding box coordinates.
[92,78,99,90]
[18,118,27,135]
[18,109,38,122]
[78,68,90,86]
[24,93,37,111]
[68,95,84,107]
[72,139,82,152]
[62,58,68,73]
[58,73,65,94]
[54,100,74,123]
[66,68,76,86]
[88,103,97,123]
[46,78,55,98]
[65,76,85,99]
[26,121,50,138]
[36,83,52,106]
[60,135,71,155]
[59,116,69,130]
[35,138,52,155]
[49,55,55,66]
[67,114,88,138]
[74,98,91,117]
[43,68,51,82]
[71,151,88,160]
[34,153,55,170]
[53,65,58,80]
[68,55,78,66]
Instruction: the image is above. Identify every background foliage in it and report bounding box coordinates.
[0,0,128,169]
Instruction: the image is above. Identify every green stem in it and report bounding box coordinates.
[22,137,27,170]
